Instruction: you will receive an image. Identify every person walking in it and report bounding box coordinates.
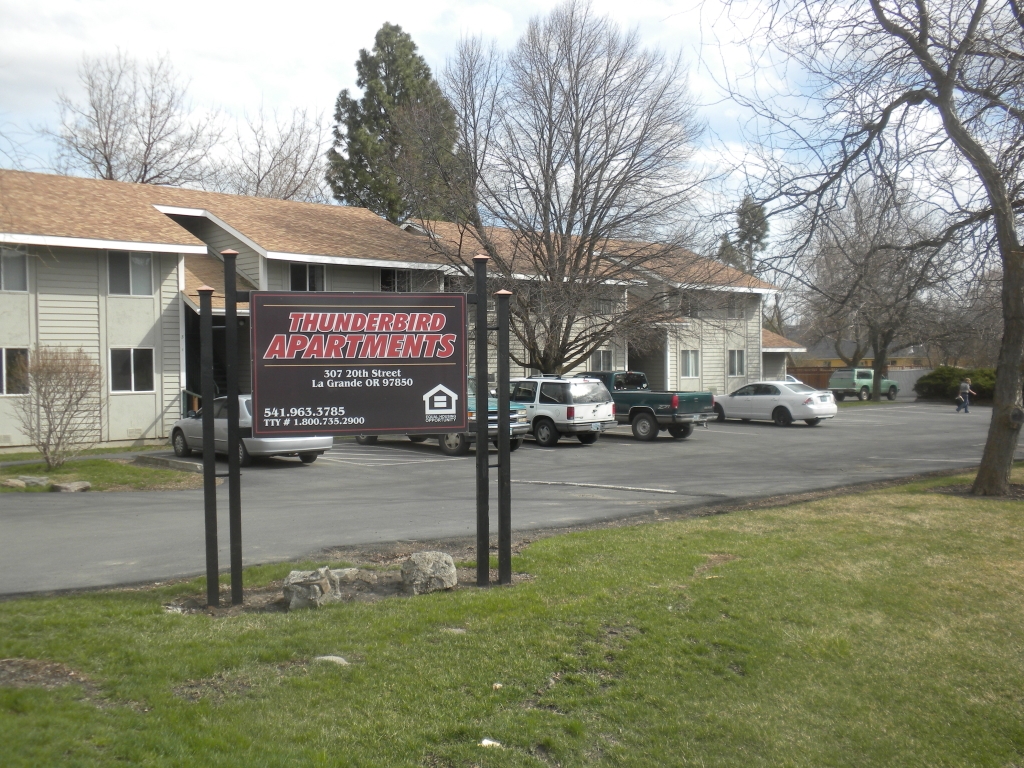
[956,378,976,413]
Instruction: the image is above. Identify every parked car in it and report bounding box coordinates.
[355,380,530,456]
[171,395,333,466]
[579,370,715,440]
[784,374,803,384]
[828,368,899,401]
[714,381,837,426]
[510,376,616,446]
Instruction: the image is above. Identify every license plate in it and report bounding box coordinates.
[819,395,829,402]
[591,423,602,431]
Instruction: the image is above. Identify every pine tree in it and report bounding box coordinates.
[717,195,768,272]
[327,23,453,223]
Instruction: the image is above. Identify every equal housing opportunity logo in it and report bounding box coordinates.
[423,384,458,422]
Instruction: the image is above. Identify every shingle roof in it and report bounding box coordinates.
[762,329,806,352]
[0,170,445,265]
[417,219,777,292]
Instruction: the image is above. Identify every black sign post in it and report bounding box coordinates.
[250,292,467,437]
[198,285,219,608]
[222,250,244,606]
[473,256,490,587]
[495,290,513,585]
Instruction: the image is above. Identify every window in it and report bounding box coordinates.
[591,349,612,371]
[381,268,411,292]
[291,263,325,291]
[108,251,152,295]
[592,297,615,314]
[727,298,745,320]
[1,348,28,394]
[511,381,537,403]
[612,372,648,390]
[857,370,872,380]
[679,349,699,378]
[110,348,154,392]
[539,382,570,404]
[1,249,28,291]
[728,349,745,376]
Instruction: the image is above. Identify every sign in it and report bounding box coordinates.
[251,292,467,437]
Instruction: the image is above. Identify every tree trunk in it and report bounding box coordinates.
[973,244,1024,495]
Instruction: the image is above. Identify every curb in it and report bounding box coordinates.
[133,455,202,473]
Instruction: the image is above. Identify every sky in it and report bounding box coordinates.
[0,0,760,174]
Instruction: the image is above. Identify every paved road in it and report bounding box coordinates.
[1,403,1011,595]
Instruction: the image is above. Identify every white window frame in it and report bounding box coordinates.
[728,349,745,377]
[107,251,154,296]
[290,263,325,292]
[0,249,28,292]
[591,349,613,371]
[679,349,699,378]
[727,298,745,320]
[1,347,29,395]
[109,347,156,393]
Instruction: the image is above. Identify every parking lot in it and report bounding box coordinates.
[0,403,1011,594]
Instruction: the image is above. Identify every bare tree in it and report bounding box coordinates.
[213,106,330,202]
[798,182,947,397]
[12,347,101,470]
[46,51,221,186]
[405,0,711,373]
[725,0,1024,494]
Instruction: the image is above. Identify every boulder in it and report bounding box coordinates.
[18,476,49,487]
[51,481,91,493]
[282,566,339,611]
[334,568,377,585]
[2,479,27,489]
[401,551,457,595]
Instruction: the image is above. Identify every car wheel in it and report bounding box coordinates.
[773,407,793,427]
[239,440,253,467]
[887,386,898,401]
[509,437,524,452]
[714,403,726,422]
[578,432,598,444]
[631,413,658,441]
[534,419,560,447]
[355,435,378,445]
[299,452,318,464]
[668,424,694,439]
[408,435,427,443]
[805,418,822,426]
[858,387,870,401]
[834,393,846,402]
[172,430,192,457]
[438,433,470,456]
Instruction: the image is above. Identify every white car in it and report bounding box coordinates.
[714,381,837,426]
[510,376,617,446]
[171,395,333,465]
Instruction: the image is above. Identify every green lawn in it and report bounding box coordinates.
[0,459,202,492]
[2,469,1023,766]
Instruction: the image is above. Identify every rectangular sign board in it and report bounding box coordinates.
[251,292,467,437]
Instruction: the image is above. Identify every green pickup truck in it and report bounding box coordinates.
[828,368,900,401]
[577,371,716,441]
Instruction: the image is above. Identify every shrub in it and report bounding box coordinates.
[914,365,995,400]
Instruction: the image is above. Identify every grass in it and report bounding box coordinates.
[0,444,168,464]
[2,468,1024,766]
[0,459,202,492]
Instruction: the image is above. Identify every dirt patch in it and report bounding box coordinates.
[163,567,533,617]
[694,554,739,576]
[0,658,94,691]
[929,483,1024,501]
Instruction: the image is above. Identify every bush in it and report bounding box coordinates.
[914,366,995,400]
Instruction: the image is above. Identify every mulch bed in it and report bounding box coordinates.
[929,483,1024,501]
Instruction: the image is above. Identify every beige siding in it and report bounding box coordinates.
[329,265,376,291]
[267,259,289,290]
[171,216,260,288]
[160,254,181,432]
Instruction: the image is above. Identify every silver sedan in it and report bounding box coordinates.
[171,395,333,465]
[714,381,838,426]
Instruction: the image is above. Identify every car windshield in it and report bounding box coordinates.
[570,381,611,404]
[784,383,817,394]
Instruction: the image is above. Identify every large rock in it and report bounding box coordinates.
[18,476,49,487]
[51,481,91,492]
[401,551,457,595]
[2,479,27,489]
[282,566,339,611]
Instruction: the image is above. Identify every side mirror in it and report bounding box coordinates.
[729,393,736,397]
[187,410,197,418]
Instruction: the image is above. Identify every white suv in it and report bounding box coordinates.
[510,376,616,446]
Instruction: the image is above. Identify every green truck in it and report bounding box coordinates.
[827,367,900,401]
[576,371,716,440]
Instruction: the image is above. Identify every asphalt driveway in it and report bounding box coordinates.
[0,402,1011,595]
